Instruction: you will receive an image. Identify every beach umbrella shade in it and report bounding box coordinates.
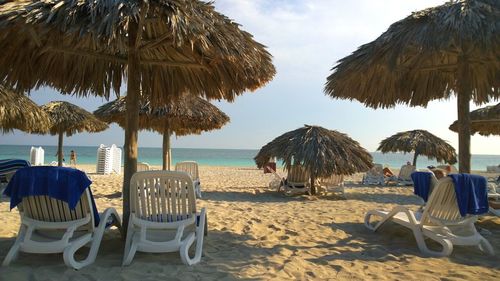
[324,0,500,173]
[41,101,108,166]
[254,125,373,195]
[449,103,500,136]
[0,85,50,134]
[0,0,275,231]
[94,95,230,170]
[378,130,457,167]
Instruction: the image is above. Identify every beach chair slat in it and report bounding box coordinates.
[159,177,167,222]
[180,179,187,220]
[170,178,177,221]
[149,178,158,222]
[38,196,50,221]
[139,179,147,220]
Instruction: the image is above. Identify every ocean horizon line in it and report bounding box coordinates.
[2,144,500,156]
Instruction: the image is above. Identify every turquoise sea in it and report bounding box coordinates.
[1,145,500,171]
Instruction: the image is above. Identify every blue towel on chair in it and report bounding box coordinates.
[448,174,489,216]
[411,171,433,202]
[3,166,100,226]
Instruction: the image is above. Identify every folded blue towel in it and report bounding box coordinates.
[3,166,100,226]
[448,174,489,216]
[411,171,433,202]
[0,159,30,182]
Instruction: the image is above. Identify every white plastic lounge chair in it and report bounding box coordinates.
[266,166,284,190]
[362,164,385,185]
[123,171,206,266]
[395,164,416,186]
[175,161,202,198]
[486,165,500,173]
[365,177,494,257]
[318,174,344,197]
[2,189,122,269]
[282,164,311,196]
[487,183,500,216]
[137,162,151,172]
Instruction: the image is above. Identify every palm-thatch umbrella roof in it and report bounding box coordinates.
[325,0,499,173]
[0,0,275,101]
[378,130,457,167]
[0,0,275,232]
[94,95,230,136]
[94,95,230,169]
[0,85,50,133]
[42,101,108,166]
[449,103,500,136]
[255,125,373,194]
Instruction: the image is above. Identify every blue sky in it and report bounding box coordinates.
[2,0,500,154]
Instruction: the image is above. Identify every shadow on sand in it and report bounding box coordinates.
[307,221,500,268]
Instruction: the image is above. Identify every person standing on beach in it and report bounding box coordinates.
[70,150,77,167]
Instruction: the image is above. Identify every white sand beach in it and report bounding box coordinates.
[1,165,499,280]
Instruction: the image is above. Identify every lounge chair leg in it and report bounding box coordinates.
[122,216,137,266]
[418,230,453,257]
[180,208,206,266]
[478,238,495,255]
[2,225,26,266]
[122,234,139,266]
[63,234,93,270]
[364,211,391,232]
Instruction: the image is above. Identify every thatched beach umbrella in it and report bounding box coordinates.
[378,130,457,167]
[255,125,373,195]
[0,85,50,134]
[0,0,275,231]
[42,101,108,166]
[94,95,230,170]
[325,0,499,173]
[449,103,500,136]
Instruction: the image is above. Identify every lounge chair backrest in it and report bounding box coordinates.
[367,164,384,177]
[421,177,463,224]
[287,164,309,183]
[20,191,94,230]
[175,161,199,181]
[137,162,150,172]
[320,174,344,186]
[130,171,196,222]
[399,165,416,180]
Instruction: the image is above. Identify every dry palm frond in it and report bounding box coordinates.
[449,103,500,136]
[0,0,275,103]
[255,125,373,178]
[94,95,229,135]
[0,85,50,133]
[42,101,108,136]
[378,130,457,165]
[325,0,499,108]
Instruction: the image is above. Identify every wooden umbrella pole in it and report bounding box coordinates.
[57,130,64,167]
[310,176,316,195]
[162,127,171,170]
[412,152,418,167]
[458,57,471,173]
[122,17,141,236]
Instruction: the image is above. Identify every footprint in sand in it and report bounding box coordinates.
[285,229,298,236]
[278,235,290,240]
[250,217,262,223]
[268,224,281,231]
